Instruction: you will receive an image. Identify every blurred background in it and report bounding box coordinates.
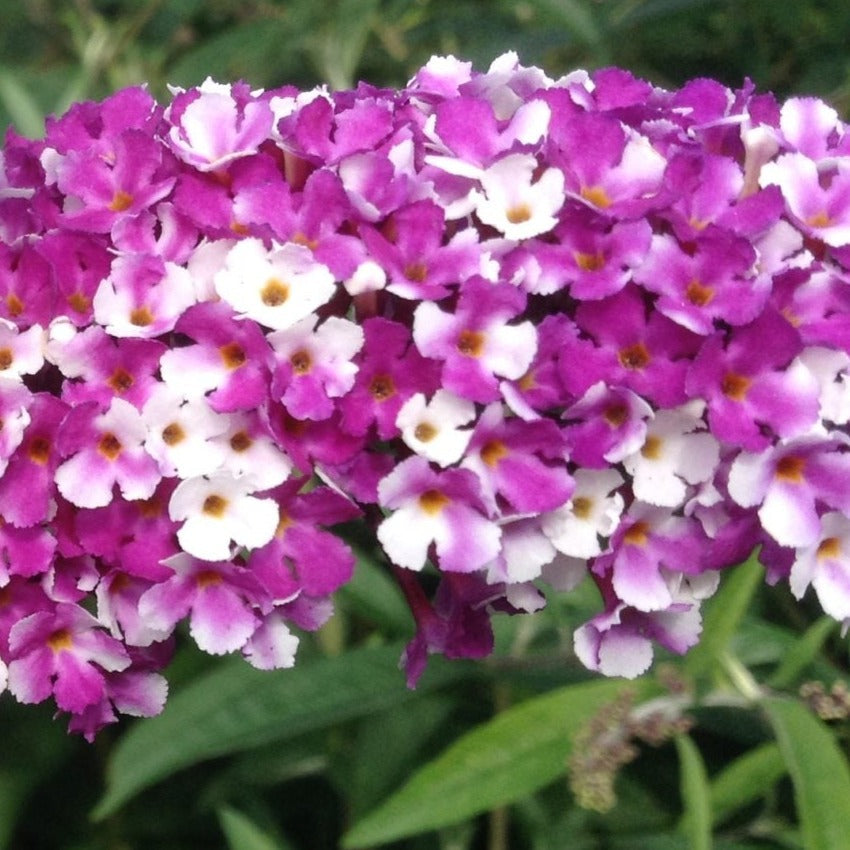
[4,2,850,849]
[3,0,850,138]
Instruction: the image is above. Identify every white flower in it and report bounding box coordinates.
[242,613,300,670]
[623,403,720,508]
[55,398,160,509]
[0,319,44,380]
[790,511,850,620]
[799,346,850,426]
[268,315,364,420]
[214,238,337,331]
[93,257,196,338]
[169,472,279,561]
[542,468,624,559]
[471,154,565,240]
[396,389,476,466]
[344,259,387,296]
[142,384,230,479]
[211,412,292,490]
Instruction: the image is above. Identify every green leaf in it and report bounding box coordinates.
[348,694,457,818]
[0,701,76,849]
[764,697,850,850]
[165,17,312,89]
[312,0,381,90]
[218,805,293,850]
[522,0,604,47]
[709,742,786,826]
[675,734,712,850]
[609,838,772,850]
[685,553,763,677]
[731,618,842,682]
[0,70,45,137]
[767,617,836,689]
[343,677,656,847]
[0,770,29,850]
[93,643,471,819]
[337,542,411,636]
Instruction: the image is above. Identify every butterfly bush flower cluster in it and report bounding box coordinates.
[2,53,850,737]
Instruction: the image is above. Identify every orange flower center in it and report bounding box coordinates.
[618,342,651,370]
[572,496,593,519]
[414,422,438,442]
[369,374,395,401]
[161,423,185,446]
[775,455,805,482]
[202,494,228,517]
[219,342,246,370]
[98,433,122,460]
[623,521,650,546]
[480,439,508,467]
[457,330,486,357]
[721,372,751,401]
[506,203,532,224]
[260,278,290,307]
[419,489,449,515]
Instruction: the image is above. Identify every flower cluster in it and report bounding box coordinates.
[2,54,850,737]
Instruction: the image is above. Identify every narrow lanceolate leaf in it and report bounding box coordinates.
[767,617,836,689]
[685,553,763,677]
[676,734,712,850]
[218,806,294,850]
[337,544,412,636]
[764,697,850,850]
[93,643,470,819]
[709,742,785,826]
[0,70,45,138]
[343,678,655,848]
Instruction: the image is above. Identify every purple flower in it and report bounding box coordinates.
[7,603,130,713]
[462,403,573,514]
[138,553,266,655]
[55,398,161,509]
[728,437,850,548]
[634,228,767,335]
[167,80,275,171]
[377,456,501,573]
[687,308,820,450]
[338,317,441,439]
[6,53,850,735]
[413,278,536,403]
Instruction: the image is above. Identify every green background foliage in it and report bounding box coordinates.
[4,0,850,138]
[2,2,850,848]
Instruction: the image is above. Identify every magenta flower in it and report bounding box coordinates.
[728,438,850,548]
[413,278,536,403]
[569,284,702,407]
[269,315,364,420]
[166,79,275,171]
[138,553,265,655]
[7,602,130,713]
[93,253,196,338]
[160,301,272,412]
[462,403,573,514]
[687,308,821,450]
[6,54,850,736]
[55,398,161,509]
[54,130,176,233]
[377,456,501,573]
[761,152,850,246]
[338,317,441,439]
[634,228,766,335]
[247,478,360,599]
[0,394,66,526]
